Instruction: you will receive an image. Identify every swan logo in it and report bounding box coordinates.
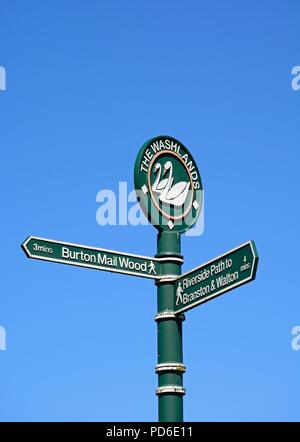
[151,161,190,207]
[134,135,203,233]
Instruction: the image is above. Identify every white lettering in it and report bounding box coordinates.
[215,271,239,288]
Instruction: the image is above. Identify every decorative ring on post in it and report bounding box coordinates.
[155,363,186,374]
[154,311,185,321]
[155,275,178,284]
[156,386,186,396]
[156,256,184,264]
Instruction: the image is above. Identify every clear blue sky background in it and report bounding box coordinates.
[0,1,299,422]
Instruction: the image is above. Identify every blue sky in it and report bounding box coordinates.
[0,0,299,421]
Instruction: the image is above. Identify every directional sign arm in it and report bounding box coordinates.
[174,240,259,314]
[21,236,161,279]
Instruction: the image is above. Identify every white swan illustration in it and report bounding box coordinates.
[151,163,172,194]
[159,161,190,207]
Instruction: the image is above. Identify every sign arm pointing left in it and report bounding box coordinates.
[21,236,162,279]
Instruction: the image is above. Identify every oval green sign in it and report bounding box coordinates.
[134,135,203,233]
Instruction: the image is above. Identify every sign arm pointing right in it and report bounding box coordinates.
[174,240,259,314]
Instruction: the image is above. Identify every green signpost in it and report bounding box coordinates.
[134,135,204,421]
[22,134,259,422]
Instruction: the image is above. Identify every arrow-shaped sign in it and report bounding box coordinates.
[174,241,258,314]
[22,236,161,279]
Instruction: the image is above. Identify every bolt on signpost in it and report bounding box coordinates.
[22,135,259,422]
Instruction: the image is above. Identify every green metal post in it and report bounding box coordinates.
[155,231,185,422]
